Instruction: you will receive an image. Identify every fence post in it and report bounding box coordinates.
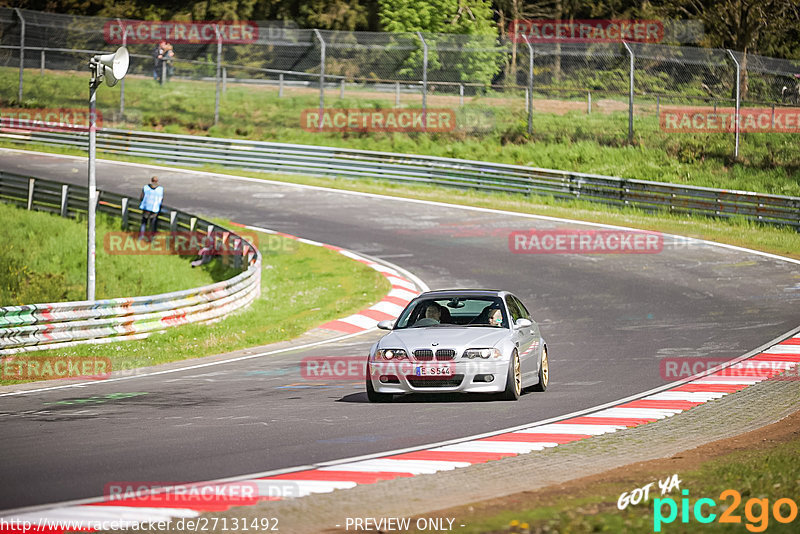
[118,18,126,117]
[417,32,428,125]
[121,197,128,229]
[522,35,534,134]
[223,67,227,94]
[623,41,634,144]
[587,91,591,114]
[656,95,660,117]
[27,177,34,210]
[395,81,400,107]
[15,8,25,103]
[340,78,345,98]
[459,84,464,106]
[169,210,178,233]
[279,73,284,97]
[61,184,69,217]
[40,49,45,76]
[314,29,325,131]
[726,49,741,159]
[214,25,222,126]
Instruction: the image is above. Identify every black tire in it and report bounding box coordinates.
[532,346,549,392]
[366,377,393,403]
[501,350,521,401]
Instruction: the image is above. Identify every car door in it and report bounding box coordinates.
[513,296,542,378]
[506,295,535,380]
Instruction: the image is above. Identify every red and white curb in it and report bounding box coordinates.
[3,333,798,532]
[231,223,422,335]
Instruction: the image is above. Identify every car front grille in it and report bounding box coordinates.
[407,375,464,388]
[414,349,434,361]
[435,349,456,360]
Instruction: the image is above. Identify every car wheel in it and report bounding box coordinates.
[366,377,393,403]
[501,350,521,401]
[532,346,549,392]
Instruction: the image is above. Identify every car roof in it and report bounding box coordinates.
[416,289,509,298]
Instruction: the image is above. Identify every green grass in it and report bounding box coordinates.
[0,201,234,305]
[2,67,798,196]
[0,223,389,385]
[440,434,800,533]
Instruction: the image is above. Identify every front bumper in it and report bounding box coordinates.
[368,359,510,394]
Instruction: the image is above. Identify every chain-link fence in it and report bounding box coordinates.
[1,7,799,158]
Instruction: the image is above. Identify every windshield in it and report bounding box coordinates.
[394,296,508,329]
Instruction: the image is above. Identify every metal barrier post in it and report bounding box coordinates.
[395,81,400,107]
[523,35,534,134]
[459,84,464,106]
[623,41,634,144]
[27,177,34,210]
[15,8,25,103]
[417,32,428,125]
[214,25,222,126]
[121,197,128,229]
[340,78,345,98]
[40,49,45,75]
[61,184,69,217]
[314,29,325,131]
[279,73,284,97]
[587,91,591,114]
[87,75,99,301]
[727,49,741,159]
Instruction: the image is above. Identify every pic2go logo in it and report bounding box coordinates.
[654,489,799,532]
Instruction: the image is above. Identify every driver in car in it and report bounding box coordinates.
[414,302,442,327]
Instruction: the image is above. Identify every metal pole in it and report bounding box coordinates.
[623,41,634,144]
[459,84,464,106]
[279,73,284,97]
[314,29,325,130]
[15,8,25,103]
[223,67,227,94]
[395,81,400,107]
[727,49,740,158]
[161,60,166,86]
[417,31,428,127]
[523,35,534,134]
[214,25,222,126]
[340,78,345,99]
[656,95,660,117]
[525,88,529,113]
[40,49,44,75]
[587,91,591,114]
[119,18,126,117]
[87,74,100,301]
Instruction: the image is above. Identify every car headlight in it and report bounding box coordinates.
[376,348,408,360]
[463,348,502,359]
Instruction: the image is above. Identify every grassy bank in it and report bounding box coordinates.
[0,223,389,385]
[2,67,798,196]
[0,201,234,305]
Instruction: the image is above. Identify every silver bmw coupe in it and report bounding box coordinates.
[366,289,548,402]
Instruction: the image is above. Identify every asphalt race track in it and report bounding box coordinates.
[1,150,799,512]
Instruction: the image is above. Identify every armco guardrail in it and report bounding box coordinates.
[0,171,261,355]
[2,127,799,228]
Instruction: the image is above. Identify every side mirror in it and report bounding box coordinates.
[377,320,394,330]
[515,318,532,329]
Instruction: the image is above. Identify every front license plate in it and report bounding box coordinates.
[415,366,452,376]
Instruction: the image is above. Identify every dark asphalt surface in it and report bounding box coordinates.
[1,149,799,511]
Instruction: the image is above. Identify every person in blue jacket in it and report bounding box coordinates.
[139,175,164,239]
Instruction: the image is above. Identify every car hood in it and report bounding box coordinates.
[379,327,509,352]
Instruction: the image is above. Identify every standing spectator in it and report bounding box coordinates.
[139,176,164,239]
[164,43,175,81]
[152,40,166,82]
